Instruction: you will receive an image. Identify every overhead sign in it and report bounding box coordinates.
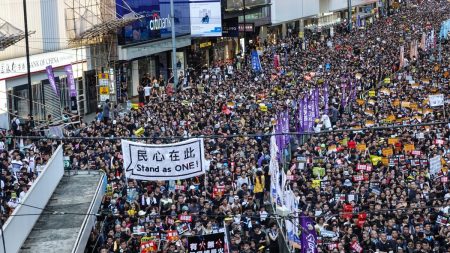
[239,23,255,32]
[428,94,444,106]
[189,0,222,37]
[0,47,87,80]
[199,41,212,48]
[122,138,206,181]
[149,14,171,31]
[187,233,225,253]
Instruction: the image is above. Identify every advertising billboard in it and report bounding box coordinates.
[189,0,222,37]
[226,0,268,10]
[116,0,191,45]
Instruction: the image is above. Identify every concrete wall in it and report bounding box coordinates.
[271,0,320,25]
[0,145,64,253]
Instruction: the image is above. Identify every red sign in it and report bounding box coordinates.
[179,215,192,222]
[353,175,364,182]
[167,230,179,242]
[356,164,367,171]
[435,139,445,145]
[213,186,226,198]
[411,150,422,156]
[141,240,157,253]
[175,185,185,191]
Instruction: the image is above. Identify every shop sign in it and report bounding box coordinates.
[199,41,212,48]
[149,14,171,31]
[99,86,110,95]
[0,47,87,80]
[222,17,239,37]
[239,23,254,32]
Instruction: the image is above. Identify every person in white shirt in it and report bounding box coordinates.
[144,84,151,103]
[10,155,23,175]
[7,193,19,209]
[0,140,4,152]
[321,114,332,130]
[236,173,250,189]
[19,185,28,201]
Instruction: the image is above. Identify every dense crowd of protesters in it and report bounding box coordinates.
[0,118,55,226]
[80,1,449,252]
[3,0,450,253]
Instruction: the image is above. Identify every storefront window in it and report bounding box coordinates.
[238,6,270,22]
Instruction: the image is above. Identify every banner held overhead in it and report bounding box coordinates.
[122,138,206,181]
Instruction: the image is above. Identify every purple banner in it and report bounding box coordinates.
[341,83,347,108]
[300,213,318,253]
[314,87,319,119]
[283,110,290,147]
[324,83,329,114]
[46,65,58,95]
[64,65,77,97]
[307,93,315,131]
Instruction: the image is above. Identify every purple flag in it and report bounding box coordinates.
[300,213,318,253]
[283,110,290,146]
[64,65,77,97]
[341,83,347,108]
[46,65,58,95]
[324,83,329,114]
[314,87,319,118]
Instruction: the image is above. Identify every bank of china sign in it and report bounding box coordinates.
[149,14,171,31]
[121,138,206,181]
[0,47,87,80]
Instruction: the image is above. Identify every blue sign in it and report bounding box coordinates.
[116,0,191,45]
[251,50,262,72]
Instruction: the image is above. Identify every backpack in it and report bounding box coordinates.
[11,119,18,130]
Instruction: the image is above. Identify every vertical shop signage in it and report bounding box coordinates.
[64,65,78,112]
[46,65,58,95]
[64,65,77,97]
[98,73,110,102]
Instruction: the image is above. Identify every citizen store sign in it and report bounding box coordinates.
[149,14,171,31]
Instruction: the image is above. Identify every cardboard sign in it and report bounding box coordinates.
[382,148,394,157]
[410,103,418,110]
[356,144,367,152]
[403,144,415,152]
[392,100,400,107]
[356,99,365,105]
[386,115,396,122]
[365,120,375,127]
[401,101,410,108]
[328,145,337,152]
[388,138,399,145]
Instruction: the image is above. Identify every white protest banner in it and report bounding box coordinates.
[428,94,444,107]
[429,155,442,176]
[122,138,206,181]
